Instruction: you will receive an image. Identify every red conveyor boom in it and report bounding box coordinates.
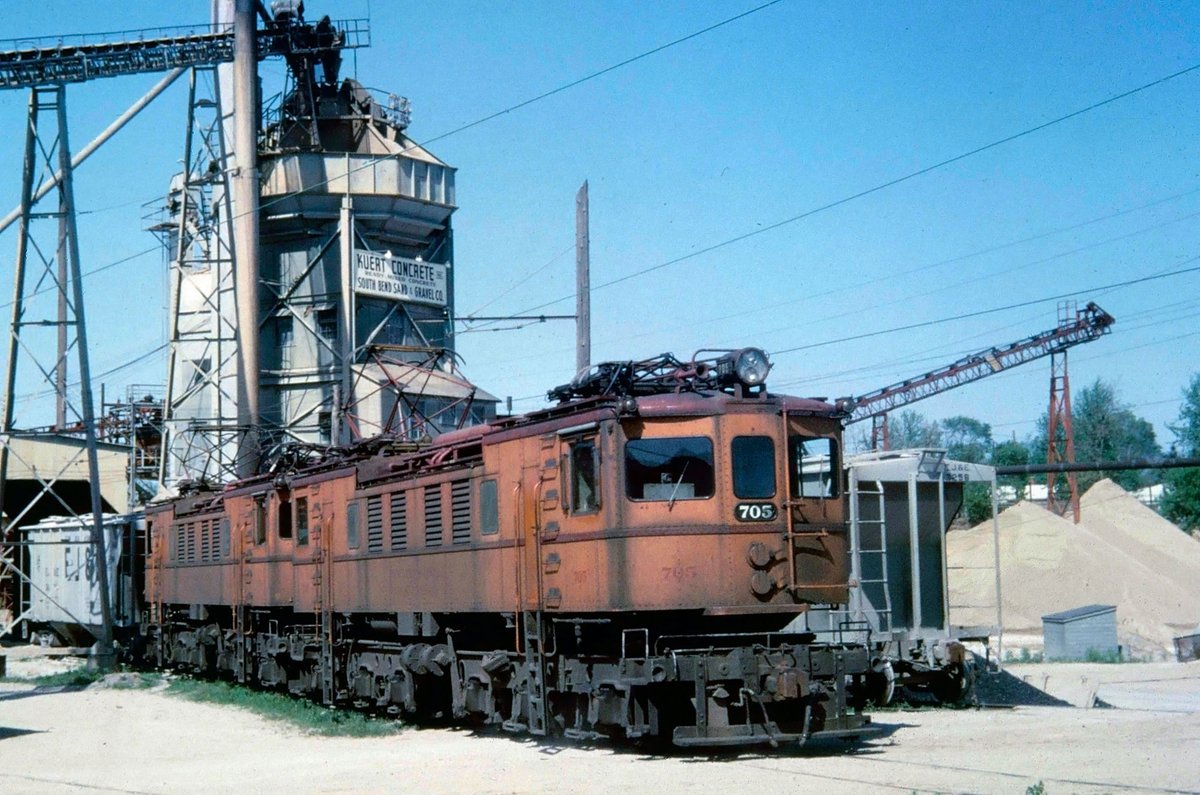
[840,302,1114,424]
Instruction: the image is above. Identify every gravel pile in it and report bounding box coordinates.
[973,668,1072,707]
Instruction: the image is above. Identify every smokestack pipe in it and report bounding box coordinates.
[232,0,262,476]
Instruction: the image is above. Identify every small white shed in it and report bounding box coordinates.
[1042,604,1118,660]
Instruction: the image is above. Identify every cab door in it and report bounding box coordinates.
[783,414,849,603]
[290,487,319,612]
[516,443,547,615]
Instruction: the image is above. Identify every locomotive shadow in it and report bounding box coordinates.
[461,720,910,760]
[0,683,94,703]
[0,726,43,741]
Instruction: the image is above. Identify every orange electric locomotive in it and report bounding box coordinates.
[144,348,876,747]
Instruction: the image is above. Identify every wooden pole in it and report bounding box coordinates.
[575,181,590,375]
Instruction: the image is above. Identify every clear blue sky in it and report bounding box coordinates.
[0,1,1197,451]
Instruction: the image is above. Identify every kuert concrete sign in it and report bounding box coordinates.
[353,249,447,307]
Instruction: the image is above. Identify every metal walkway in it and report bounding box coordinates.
[0,20,369,89]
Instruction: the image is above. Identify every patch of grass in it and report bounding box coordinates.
[1036,649,1141,664]
[1,667,164,689]
[166,677,404,737]
[1004,648,1044,664]
[107,671,165,689]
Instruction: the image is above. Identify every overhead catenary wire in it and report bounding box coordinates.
[459,243,574,324]
[770,260,1200,357]
[0,4,784,254]
[200,9,1200,290]
[497,62,1200,319]
[241,1,787,221]
[482,230,1200,374]
[774,296,1200,394]
[13,341,168,407]
[690,212,1200,359]
[501,265,1200,408]
[0,245,159,311]
[569,189,1200,351]
[10,11,1196,436]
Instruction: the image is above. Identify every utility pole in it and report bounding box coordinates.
[575,181,590,376]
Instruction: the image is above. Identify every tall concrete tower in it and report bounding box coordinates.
[158,2,494,487]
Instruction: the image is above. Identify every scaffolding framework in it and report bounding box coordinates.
[152,65,242,487]
[99,384,165,508]
[0,86,113,650]
[0,10,382,650]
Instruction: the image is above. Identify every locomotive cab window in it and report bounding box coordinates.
[479,479,499,535]
[347,502,361,550]
[568,439,600,514]
[295,497,309,546]
[789,436,839,499]
[625,436,714,501]
[732,436,776,499]
[253,495,267,545]
[278,495,293,540]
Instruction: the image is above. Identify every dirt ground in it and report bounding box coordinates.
[2,650,1199,795]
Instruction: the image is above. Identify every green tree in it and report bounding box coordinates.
[993,438,1030,468]
[1072,380,1159,491]
[1162,471,1200,532]
[962,484,993,525]
[940,416,994,524]
[1163,374,1200,532]
[1168,373,1200,455]
[942,415,992,463]
[993,438,1031,501]
[1032,379,1160,492]
[888,410,942,449]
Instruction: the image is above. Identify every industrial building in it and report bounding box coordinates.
[153,1,496,489]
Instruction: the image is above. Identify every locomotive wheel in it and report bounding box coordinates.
[931,661,976,707]
[852,661,896,708]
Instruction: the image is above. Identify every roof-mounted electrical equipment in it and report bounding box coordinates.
[548,347,772,403]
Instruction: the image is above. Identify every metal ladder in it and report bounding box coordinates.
[852,479,893,634]
[522,439,559,735]
[313,522,336,704]
[521,610,549,736]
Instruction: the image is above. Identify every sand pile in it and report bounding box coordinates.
[947,479,1200,658]
[1079,478,1200,587]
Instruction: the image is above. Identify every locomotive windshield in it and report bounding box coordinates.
[789,435,839,498]
[625,436,715,501]
[731,436,776,498]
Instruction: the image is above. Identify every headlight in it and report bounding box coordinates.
[715,347,771,388]
[735,347,771,386]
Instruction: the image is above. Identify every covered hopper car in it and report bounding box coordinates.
[144,348,876,747]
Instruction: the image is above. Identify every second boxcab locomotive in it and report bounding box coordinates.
[146,348,876,747]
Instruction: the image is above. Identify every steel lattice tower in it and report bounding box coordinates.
[0,86,114,654]
[1046,303,1080,523]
